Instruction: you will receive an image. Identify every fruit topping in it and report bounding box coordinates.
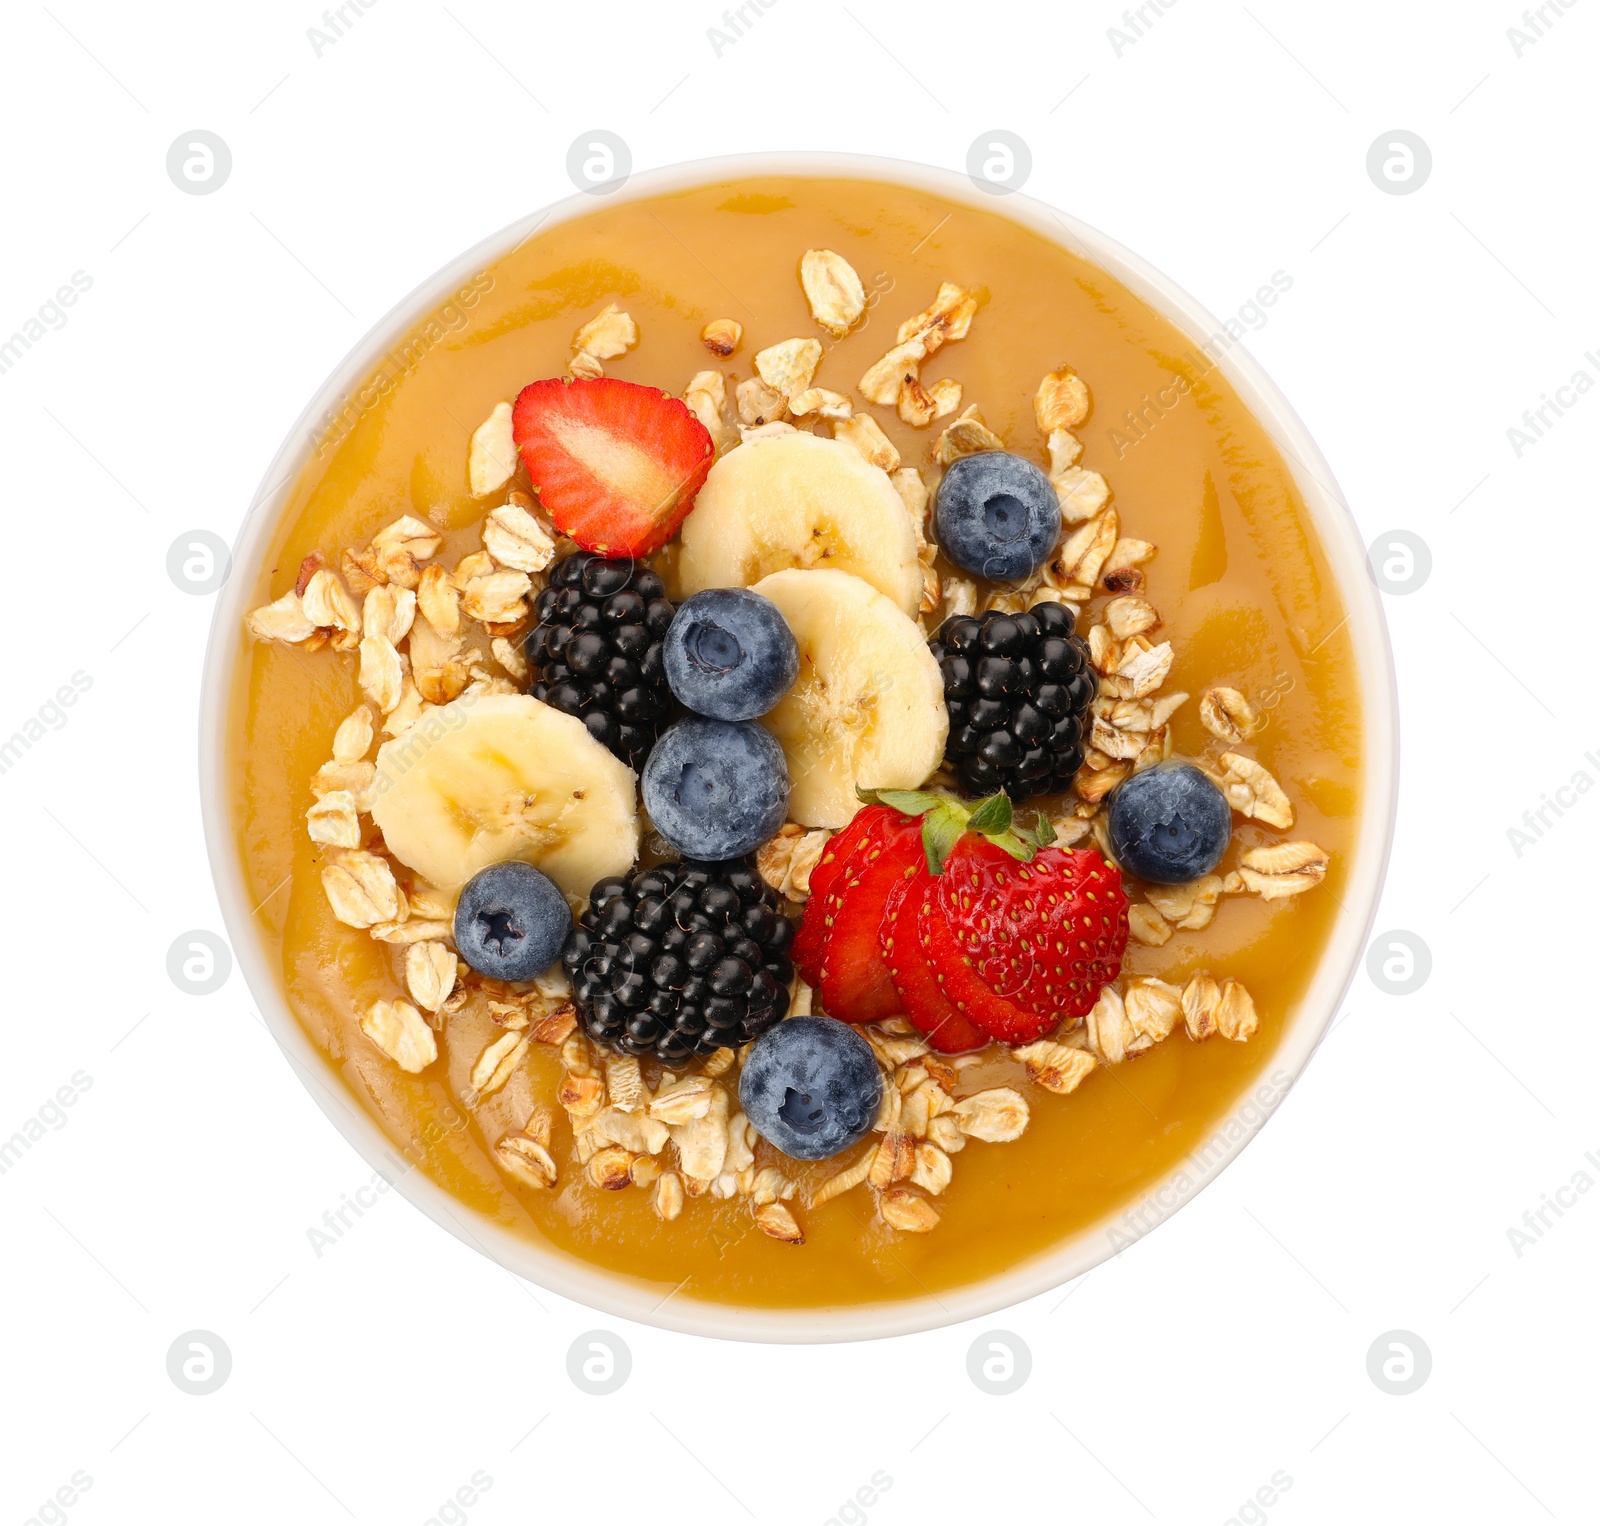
[933,836,1128,1035]
[511,376,714,558]
[453,861,571,981]
[753,568,948,827]
[641,715,790,861]
[881,870,988,1053]
[815,809,926,1026]
[933,602,1096,803]
[368,692,639,896]
[564,859,793,1062]
[675,432,924,616]
[1106,759,1233,884]
[662,587,800,721]
[789,805,889,988]
[933,449,1061,583]
[526,551,677,770]
[838,787,1128,1045]
[739,1015,883,1160]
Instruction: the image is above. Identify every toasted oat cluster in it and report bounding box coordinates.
[245,242,1329,1244]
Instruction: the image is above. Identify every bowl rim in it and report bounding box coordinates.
[200,150,1398,1344]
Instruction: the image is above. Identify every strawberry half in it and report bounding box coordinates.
[817,812,925,1025]
[882,867,988,1053]
[511,376,714,558]
[791,805,892,988]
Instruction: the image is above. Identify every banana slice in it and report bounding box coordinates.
[370,693,639,898]
[675,432,923,616]
[753,569,947,828]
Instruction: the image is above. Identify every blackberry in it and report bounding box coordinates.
[562,859,795,1063]
[525,551,676,770]
[931,602,1097,803]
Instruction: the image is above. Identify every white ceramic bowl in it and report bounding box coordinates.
[201,152,1397,1343]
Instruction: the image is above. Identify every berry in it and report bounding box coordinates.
[511,376,714,557]
[931,838,1127,1042]
[563,858,793,1062]
[739,1016,883,1161]
[819,789,1129,1048]
[641,716,789,861]
[934,450,1060,583]
[791,805,890,988]
[454,861,571,982]
[881,868,988,1053]
[662,587,799,721]
[918,886,1046,1045]
[526,551,676,771]
[1106,760,1232,884]
[932,602,1096,803]
[815,810,925,1025]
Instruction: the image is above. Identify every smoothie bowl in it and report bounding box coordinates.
[202,154,1394,1342]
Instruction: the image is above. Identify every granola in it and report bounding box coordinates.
[694,317,740,356]
[568,302,637,378]
[800,249,866,338]
[754,338,823,401]
[359,999,436,1072]
[469,402,517,497]
[1035,365,1091,432]
[834,412,900,473]
[1236,840,1329,899]
[756,823,833,900]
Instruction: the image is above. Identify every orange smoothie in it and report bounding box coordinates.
[225,174,1360,1310]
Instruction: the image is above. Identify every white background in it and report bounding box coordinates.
[1,1,1596,1522]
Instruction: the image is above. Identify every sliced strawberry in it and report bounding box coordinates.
[925,837,1128,1043]
[817,813,924,1025]
[944,839,1127,1016]
[1023,846,1128,1017]
[512,376,714,558]
[882,868,988,1053]
[918,883,1052,1045]
[791,806,891,988]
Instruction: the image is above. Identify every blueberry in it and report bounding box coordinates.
[641,715,789,860]
[739,1017,883,1161]
[1106,760,1233,884]
[453,861,571,980]
[934,450,1060,583]
[663,588,800,721]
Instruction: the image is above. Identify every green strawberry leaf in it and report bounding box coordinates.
[959,791,1037,861]
[855,786,946,817]
[921,800,970,875]
[865,787,1045,872]
[989,829,1037,863]
[966,792,1013,835]
[1014,812,1058,850]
